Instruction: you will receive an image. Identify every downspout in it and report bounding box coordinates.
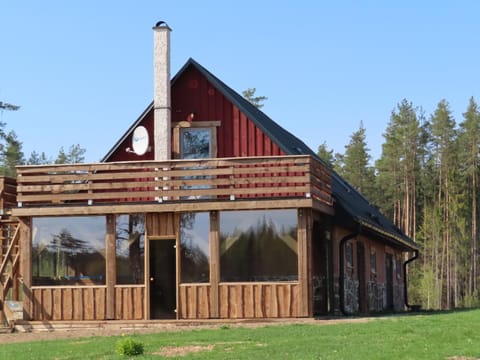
[339,225,360,316]
[403,249,419,309]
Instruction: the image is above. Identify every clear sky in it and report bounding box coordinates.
[1,1,480,163]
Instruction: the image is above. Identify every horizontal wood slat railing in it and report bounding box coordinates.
[15,155,332,208]
[0,177,17,213]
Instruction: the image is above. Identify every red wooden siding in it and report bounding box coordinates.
[105,64,286,162]
[171,65,285,158]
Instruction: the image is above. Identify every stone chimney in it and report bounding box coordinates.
[153,21,171,160]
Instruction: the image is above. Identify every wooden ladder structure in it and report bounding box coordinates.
[0,218,20,326]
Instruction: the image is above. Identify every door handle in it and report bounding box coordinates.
[150,277,154,282]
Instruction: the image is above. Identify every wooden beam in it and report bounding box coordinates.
[144,230,151,320]
[19,217,32,320]
[105,215,116,320]
[297,208,313,317]
[175,213,180,320]
[12,198,316,217]
[209,211,220,318]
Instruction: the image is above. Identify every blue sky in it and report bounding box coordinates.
[1,1,480,163]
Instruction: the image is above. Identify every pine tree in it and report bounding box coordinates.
[242,88,268,109]
[0,101,20,111]
[55,144,86,164]
[317,141,334,168]
[428,99,459,309]
[0,130,24,177]
[27,151,51,165]
[339,122,374,197]
[457,97,480,298]
[375,99,424,238]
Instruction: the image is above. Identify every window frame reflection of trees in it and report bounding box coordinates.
[32,216,106,286]
[116,214,145,285]
[180,212,210,283]
[219,209,298,282]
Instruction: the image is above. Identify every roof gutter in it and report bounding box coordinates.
[339,225,360,316]
[403,249,419,309]
[357,220,419,252]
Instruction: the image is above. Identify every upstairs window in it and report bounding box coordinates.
[180,128,211,159]
[173,121,220,159]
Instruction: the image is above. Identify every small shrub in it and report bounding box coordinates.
[116,337,145,356]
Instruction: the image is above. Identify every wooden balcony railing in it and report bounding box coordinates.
[0,177,17,214]
[15,155,332,209]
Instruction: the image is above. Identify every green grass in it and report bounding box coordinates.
[2,309,480,359]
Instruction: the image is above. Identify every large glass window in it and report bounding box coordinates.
[116,214,145,284]
[32,216,106,286]
[180,212,210,283]
[220,210,298,282]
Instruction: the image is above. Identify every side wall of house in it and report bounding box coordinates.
[331,227,405,314]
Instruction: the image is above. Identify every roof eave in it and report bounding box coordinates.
[357,219,419,251]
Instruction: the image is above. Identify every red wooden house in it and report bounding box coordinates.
[0,22,418,325]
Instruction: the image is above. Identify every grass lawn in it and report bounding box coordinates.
[1,309,480,359]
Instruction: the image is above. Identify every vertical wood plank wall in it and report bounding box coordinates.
[179,284,212,319]
[178,283,300,319]
[31,287,106,321]
[146,213,176,237]
[30,286,145,321]
[219,283,300,318]
[115,286,145,320]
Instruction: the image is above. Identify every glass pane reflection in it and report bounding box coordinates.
[180,212,210,283]
[32,216,106,286]
[116,214,145,284]
[220,210,298,282]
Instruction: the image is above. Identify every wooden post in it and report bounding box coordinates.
[175,213,180,320]
[209,211,220,318]
[298,208,313,317]
[105,215,116,320]
[19,217,32,320]
[144,229,151,320]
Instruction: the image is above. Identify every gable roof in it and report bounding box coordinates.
[104,58,417,251]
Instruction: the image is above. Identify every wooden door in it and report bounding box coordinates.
[385,253,394,310]
[149,239,176,319]
[357,242,367,313]
[312,220,328,315]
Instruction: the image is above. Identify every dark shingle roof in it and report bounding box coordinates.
[183,59,417,250]
[105,58,417,251]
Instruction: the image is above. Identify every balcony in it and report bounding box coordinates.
[13,155,333,217]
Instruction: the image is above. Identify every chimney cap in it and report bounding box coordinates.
[153,21,172,30]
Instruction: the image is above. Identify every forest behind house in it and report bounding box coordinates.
[318,97,480,310]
